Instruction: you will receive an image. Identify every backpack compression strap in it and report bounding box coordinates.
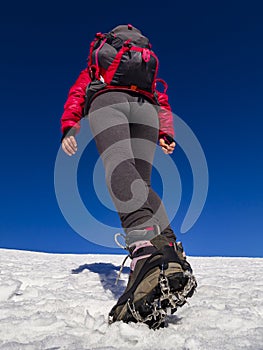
[88,32,107,80]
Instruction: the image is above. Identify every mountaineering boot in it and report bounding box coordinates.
[109,226,197,329]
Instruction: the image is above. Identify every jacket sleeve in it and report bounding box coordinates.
[156,90,175,140]
[60,68,91,135]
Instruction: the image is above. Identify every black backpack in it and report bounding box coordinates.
[87,24,159,93]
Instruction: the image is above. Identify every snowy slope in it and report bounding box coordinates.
[0,249,262,350]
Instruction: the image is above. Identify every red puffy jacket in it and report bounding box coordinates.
[60,68,175,140]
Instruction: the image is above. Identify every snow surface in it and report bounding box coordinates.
[0,249,262,350]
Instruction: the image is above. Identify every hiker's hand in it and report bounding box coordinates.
[62,136,78,156]
[159,138,176,155]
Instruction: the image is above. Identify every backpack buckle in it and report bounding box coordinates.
[89,65,99,80]
[142,48,151,62]
[123,39,132,48]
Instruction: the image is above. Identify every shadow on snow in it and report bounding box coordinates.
[71,262,130,299]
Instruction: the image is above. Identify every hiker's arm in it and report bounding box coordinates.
[60,68,91,141]
[156,90,176,154]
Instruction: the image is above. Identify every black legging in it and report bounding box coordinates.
[88,91,176,242]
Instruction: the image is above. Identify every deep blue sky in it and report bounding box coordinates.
[1,1,262,257]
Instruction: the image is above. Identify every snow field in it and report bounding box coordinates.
[0,249,262,350]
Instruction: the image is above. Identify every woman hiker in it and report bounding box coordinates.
[60,24,196,329]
